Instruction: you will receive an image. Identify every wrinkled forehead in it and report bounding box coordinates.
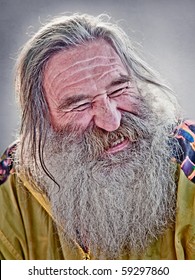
[43,39,126,93]
[44,39,122,72]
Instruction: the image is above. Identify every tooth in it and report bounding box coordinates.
[109,135,125,149]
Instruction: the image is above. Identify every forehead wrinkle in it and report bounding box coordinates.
[96,68,124,82]
[43,38,120,80]
[48,62,123,93]
[45,56,120,84]
[53,71,114,98]
[45,55,118,80]
[64,55,119,71]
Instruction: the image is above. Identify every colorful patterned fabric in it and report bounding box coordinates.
[0,142,17,185]
[174,120,195,183]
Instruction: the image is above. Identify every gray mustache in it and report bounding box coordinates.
[81,112,153,158]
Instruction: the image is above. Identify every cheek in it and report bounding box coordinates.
[71,112,93,130]
[116,95,141,114]
[51,110,93,132]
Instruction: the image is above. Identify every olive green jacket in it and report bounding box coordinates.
[0,166,195,260]
[0,120,195,259]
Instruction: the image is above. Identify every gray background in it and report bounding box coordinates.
[0,0,195,154]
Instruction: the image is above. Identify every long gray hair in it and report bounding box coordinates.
[15,13,180,181]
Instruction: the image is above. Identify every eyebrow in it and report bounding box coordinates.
[58,74,131,110]
[106,75,131,89]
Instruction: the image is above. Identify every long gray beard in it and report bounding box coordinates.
[16,110,179,259]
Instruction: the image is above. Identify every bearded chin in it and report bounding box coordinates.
[17,111,178,259]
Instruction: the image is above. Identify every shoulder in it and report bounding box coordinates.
[174,120,195,184]
[0,142,18,185]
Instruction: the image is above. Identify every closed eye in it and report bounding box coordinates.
[108,86,130,98]
[72,102,92,112]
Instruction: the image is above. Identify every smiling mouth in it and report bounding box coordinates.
[105,136,129,154]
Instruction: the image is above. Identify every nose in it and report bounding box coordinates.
[92,96,121,132]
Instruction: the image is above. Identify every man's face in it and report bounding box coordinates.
[43,39,141,154]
